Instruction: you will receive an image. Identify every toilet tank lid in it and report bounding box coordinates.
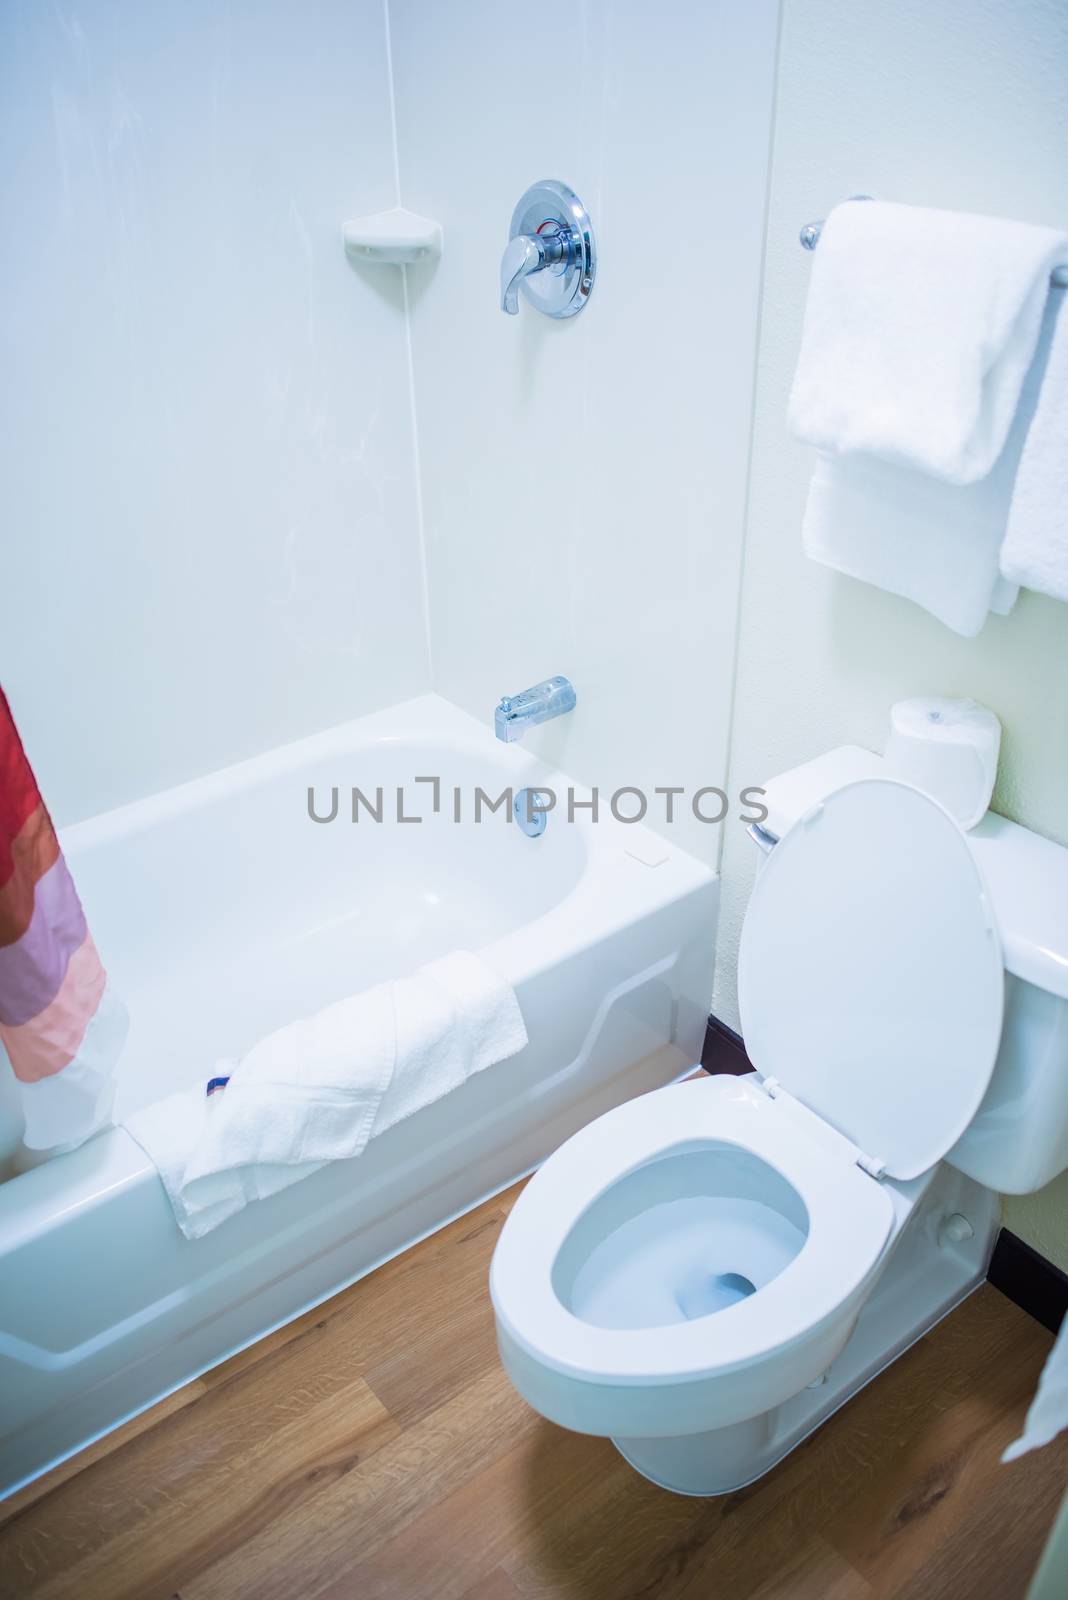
[759,747,1068,1002]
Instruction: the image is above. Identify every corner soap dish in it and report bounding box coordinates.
[341,207,443,266]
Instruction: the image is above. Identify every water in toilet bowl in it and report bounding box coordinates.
[551,1146,809,1332]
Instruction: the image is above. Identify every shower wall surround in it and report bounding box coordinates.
[2,0,780,853]
[0,0,429,823]
[390,0,780,864]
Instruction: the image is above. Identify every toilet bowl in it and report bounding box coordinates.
[493,1074,898,1438]
[491,777,1018,1494]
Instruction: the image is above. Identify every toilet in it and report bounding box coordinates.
[490,767,1068,1496]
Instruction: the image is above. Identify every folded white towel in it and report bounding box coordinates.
[789,200,1068,485]
[802,450,1020,637]
[800,252,1066,634]
[1000,290,1068,602]
[124,951,527,1239]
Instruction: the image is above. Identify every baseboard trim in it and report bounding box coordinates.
[700,1014,755,1077]
[700,1012,1067,1337]
[988,1229,1068,1336]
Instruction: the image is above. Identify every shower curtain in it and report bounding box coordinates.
[0,687,127,1150]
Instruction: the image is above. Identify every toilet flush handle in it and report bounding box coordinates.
[939,1213,975,1246]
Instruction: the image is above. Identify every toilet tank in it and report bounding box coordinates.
[753,747,1068,1196]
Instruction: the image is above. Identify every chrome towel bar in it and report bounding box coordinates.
[799,209,1068,288]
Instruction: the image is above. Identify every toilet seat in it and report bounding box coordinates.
[490,1074,894,1385]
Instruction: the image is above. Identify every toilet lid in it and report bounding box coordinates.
[738,779,1004,1180]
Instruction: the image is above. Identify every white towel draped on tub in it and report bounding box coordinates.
[124,951,527,1239]
[789,199,1068,634]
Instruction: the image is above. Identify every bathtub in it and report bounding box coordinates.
[0,694,716,1495]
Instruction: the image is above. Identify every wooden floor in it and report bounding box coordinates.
[1,1182,1065,1600]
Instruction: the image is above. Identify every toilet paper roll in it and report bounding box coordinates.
[883,697,1001,830]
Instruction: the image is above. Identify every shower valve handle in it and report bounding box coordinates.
[499,181,596,320]
[500,231,566,315]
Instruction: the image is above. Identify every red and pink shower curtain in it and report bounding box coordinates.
[0,688,126,1149]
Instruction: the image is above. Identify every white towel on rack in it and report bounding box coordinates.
[125,951,528,1239]
[801,294,1063,635]
[794,209,1067,634]
[789,199,1068,485]
[1003,1313,1068,1463]
[1000,290,1068,603]
[801,451,1019,636]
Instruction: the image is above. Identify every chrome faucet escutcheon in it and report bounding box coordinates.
[495,677,577,743]
[499,181,596,319]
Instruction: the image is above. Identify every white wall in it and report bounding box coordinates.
[0,0,430,826]
[389,0,780,864]
[714,0,1068,1268]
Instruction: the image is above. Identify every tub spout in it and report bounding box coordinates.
[495,677,576,743]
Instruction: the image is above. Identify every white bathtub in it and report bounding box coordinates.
[0,694,716,1495]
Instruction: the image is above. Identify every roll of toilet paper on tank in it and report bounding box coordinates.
[883,697,1001,830]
